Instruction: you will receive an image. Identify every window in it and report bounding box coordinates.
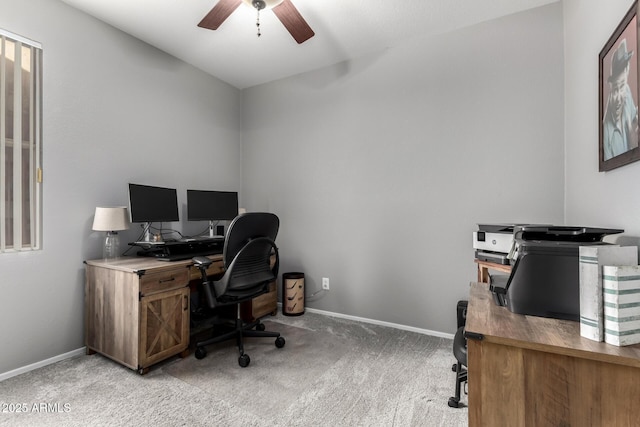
[0,29,42,253]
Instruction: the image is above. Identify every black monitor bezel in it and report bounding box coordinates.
[128,183,180,223]
[186,189,239,222]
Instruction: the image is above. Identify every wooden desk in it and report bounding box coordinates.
[84,255,276,374]
[465,282,640,426]
[474,259,511,283]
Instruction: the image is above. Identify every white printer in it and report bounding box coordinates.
[473,224,519,265]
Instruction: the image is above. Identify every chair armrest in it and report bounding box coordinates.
[192,256,214,268]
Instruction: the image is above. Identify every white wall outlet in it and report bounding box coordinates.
[322,277,330,290]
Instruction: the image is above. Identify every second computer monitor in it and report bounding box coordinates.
[187,190,239,222]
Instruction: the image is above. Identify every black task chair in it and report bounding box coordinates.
[448,300,468,408]
[192,212,285,367]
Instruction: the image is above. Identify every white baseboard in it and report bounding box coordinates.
[277,303,455,340]
[0,347,86,382]
[2,307,454,382]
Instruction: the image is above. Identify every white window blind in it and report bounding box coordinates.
[0,29,42,253]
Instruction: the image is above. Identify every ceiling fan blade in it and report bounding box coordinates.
[272,0,315,44]
[198,0,242,30]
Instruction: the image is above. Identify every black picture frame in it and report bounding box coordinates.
[599,1,640,172]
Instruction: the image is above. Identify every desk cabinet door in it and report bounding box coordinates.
[139,287,190,369]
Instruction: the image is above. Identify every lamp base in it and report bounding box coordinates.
[103,231,120,260]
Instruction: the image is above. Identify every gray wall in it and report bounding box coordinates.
[564,0,640,242]
[0,0,242,374]
[0,0,568,377]
[241,3,565,333]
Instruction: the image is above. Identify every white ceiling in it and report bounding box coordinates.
[59,0,559,89]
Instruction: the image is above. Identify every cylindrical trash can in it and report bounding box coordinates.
[282,272,305,316]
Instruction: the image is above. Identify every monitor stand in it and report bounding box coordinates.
[144,222,153,242]
[207,221,224,239]
[134,222,165,245]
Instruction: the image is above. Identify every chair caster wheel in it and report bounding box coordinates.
[451,363,457,372]
[448,397,460,408]
[256,323,266,331]
[239,354,250,367]
[195,347,207,360]
[275,336,285,348]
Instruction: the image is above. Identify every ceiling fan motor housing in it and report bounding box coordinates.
[243,0,284,11]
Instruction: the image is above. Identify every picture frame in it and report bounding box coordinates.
[599,1,640,172]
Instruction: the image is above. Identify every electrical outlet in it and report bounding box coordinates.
[322,277,330,290]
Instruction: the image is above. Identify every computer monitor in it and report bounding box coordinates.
[187,189,238,237]
[128,183,179,242]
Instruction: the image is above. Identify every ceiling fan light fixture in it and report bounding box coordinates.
[242,0,284,11]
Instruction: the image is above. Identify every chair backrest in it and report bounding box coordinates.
[210,212,279,301]
[223,212,279,266]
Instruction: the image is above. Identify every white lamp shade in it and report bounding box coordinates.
[92,207,130,232]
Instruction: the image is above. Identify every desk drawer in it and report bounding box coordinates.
[140,269,189,295]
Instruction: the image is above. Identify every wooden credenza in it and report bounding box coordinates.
[85,255,277,374]
[465,282,640,426]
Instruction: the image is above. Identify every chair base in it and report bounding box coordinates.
[448,361,468,408]
[194,306,285,367]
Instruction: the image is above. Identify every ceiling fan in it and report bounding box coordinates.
[198,0,315,44]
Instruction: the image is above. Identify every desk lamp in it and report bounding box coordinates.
[92,206,129,259]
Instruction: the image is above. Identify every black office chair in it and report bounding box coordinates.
[448,300,468,408]
[192,212,285,367]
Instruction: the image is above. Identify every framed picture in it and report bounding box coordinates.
[599,1,640,172]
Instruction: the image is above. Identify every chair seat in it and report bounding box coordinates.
[217,283,269,304]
